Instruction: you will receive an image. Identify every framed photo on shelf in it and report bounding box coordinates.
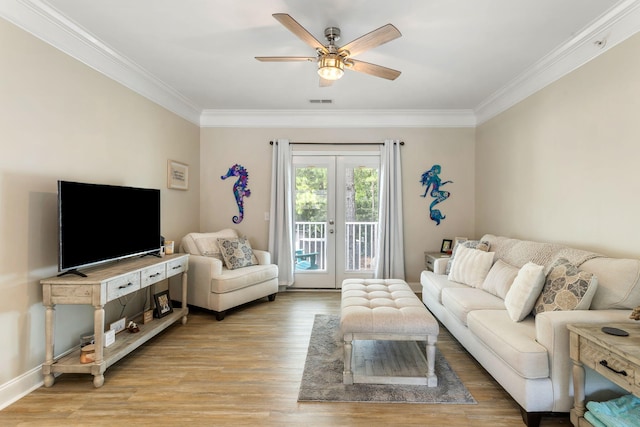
[167,160,189,190]
[153,290,173,318]
[441,239,453,254]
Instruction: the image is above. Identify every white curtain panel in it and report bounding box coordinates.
[268,139,295,286]
[375,140,405,279]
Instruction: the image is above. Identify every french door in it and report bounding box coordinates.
[291,153,380,289]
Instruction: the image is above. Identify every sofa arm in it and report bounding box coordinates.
[253,249,271,265]
[535,309,636,411]
[433,257,449,275]
[189,254,223,278]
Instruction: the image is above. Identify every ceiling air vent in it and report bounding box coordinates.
[309,99,333,104]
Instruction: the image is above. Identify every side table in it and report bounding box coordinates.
[568,323,640,426]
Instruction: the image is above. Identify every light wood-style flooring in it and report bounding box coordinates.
[0,292,571,426]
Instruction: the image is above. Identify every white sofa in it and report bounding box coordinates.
[170,229,278,320]
[421,234,640,427]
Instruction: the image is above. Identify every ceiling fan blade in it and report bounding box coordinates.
[347,59,401,80]
[319,77,334,87]
[273,13,327,52]
[255,56,316,62]
[340,24,401,57]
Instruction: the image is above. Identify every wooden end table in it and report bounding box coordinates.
[568,323,640,427]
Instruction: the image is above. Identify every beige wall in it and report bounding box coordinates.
[476,33,640,258]
[200,127,476,285]
[0,17,199,393]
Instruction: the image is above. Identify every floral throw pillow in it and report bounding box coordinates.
[533,258,598,315]
[217,237,258,270]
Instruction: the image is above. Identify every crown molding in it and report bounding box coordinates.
[200,109,476,128]
[475,0,640,125]
[0,0,201,125]
[2,0,639,128]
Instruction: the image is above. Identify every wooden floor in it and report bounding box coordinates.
[0,292,572,426]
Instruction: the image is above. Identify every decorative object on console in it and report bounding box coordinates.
[167,160,189,190]
[221,163,251,224]
[420,164,452,225]
[126,321,140,333]
[154,290,173,318]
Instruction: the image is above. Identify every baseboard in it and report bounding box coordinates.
[0,365,44,411]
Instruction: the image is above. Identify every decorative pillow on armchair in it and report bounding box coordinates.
[533,258,598,315]
[217,236,258,270]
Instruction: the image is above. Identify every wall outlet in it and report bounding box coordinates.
[110,317,126,334]
[264,212,270,221]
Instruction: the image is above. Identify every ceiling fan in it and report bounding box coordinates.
[256,13,402,86]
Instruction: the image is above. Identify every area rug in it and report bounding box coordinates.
[298,314,476,404]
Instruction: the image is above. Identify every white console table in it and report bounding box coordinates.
[40,253,189,387]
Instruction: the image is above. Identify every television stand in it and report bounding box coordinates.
[56,269,88,278]
[40,253,189,387]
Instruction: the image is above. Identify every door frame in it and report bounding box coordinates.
[290,150,380,289]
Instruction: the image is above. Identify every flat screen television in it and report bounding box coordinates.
[58,180,161,276]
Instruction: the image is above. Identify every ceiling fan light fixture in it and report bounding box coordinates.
[317,55,344,80]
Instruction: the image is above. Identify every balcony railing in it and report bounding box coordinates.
[294,221,377,271]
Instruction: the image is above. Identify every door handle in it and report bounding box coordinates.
[329,229,334,234]
[329,220,334,225]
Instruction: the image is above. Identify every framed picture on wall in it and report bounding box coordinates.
[167,160,189,190]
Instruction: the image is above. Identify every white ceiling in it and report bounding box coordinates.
[2,0,640,125]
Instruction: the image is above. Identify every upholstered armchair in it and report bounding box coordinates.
[170,229,278,320]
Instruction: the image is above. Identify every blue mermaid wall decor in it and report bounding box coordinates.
[420,164,452,225]
[221,164,250,224]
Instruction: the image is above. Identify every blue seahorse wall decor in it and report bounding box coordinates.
[420,164,453,225]
[221,164,250,224]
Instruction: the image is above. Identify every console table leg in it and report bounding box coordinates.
[181,271,188,324]
[43,303,55,387]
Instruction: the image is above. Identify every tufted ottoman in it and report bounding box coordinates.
[341,278,439,386]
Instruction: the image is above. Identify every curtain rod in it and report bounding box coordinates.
[269,141,404,145]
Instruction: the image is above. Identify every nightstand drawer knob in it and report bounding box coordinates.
[600,360,628,377]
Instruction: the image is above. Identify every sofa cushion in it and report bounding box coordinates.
[420,270,468,305]
[533,258,599,315]
[504,262,545,321]
[446,239,490,274]
[582,257,640,310]
[211,263,278,293]
[467,310,549,379]
[448,245,495,288]
[482,259,519,299]
[218,236,258,270]
[181,229,238,256]
[441,287,505,326]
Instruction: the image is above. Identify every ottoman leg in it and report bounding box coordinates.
[343,334,353,385]
[425,334,438,387]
